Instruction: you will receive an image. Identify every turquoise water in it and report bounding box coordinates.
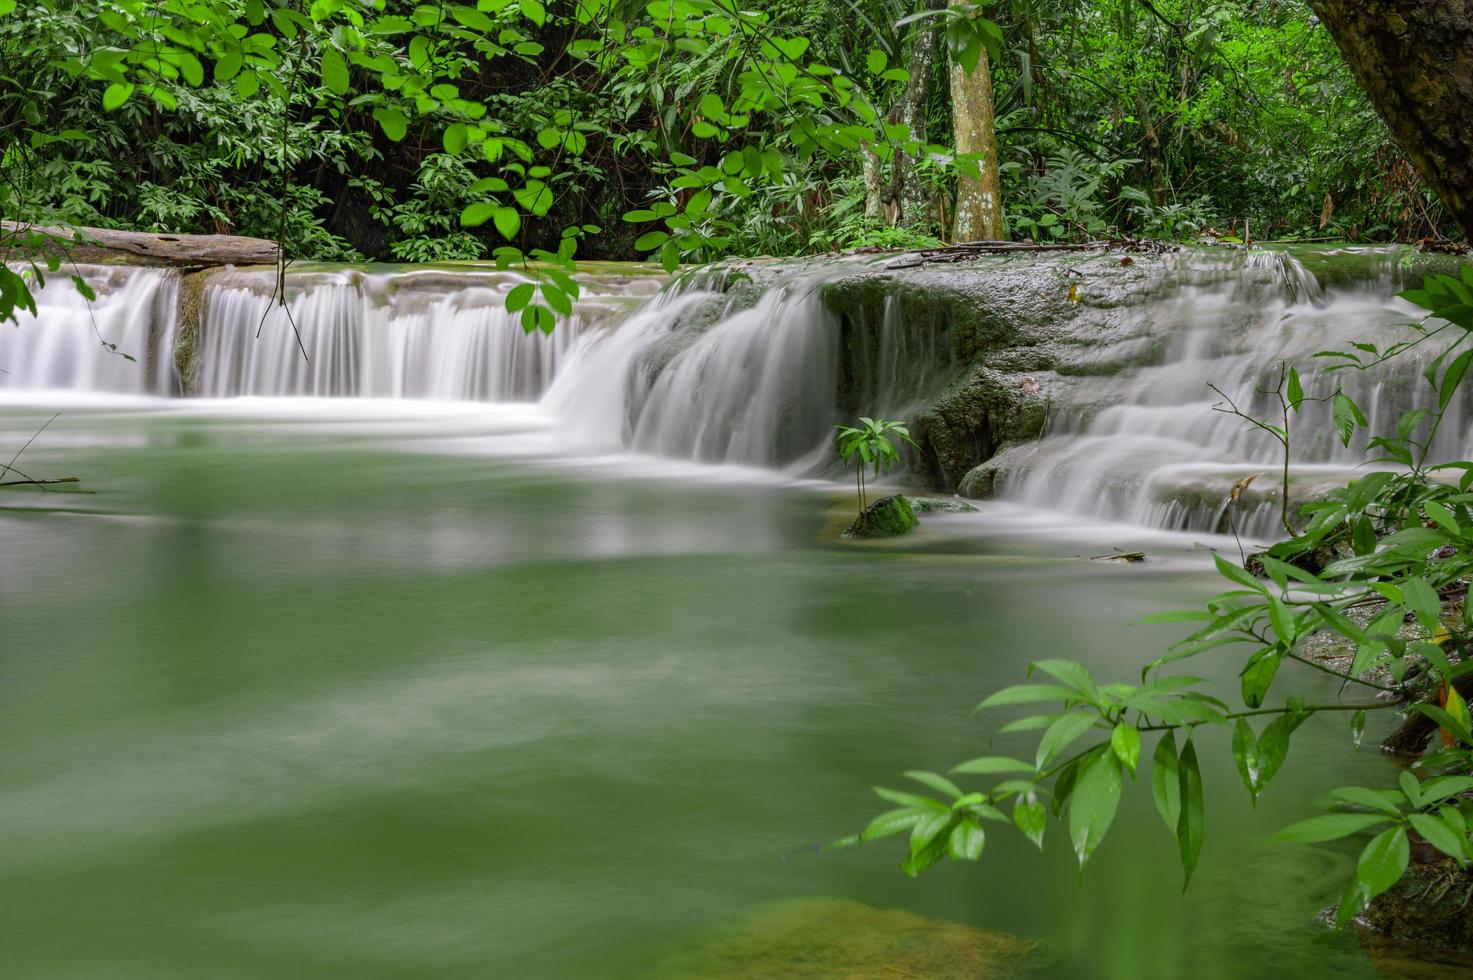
[0,400,1402,978]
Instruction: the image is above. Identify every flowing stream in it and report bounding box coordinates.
[0,249,1460,978]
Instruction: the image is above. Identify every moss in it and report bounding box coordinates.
[906,495,979,513]
[650,897,1037,980]
[843,494,919,538]
[911,367,1056,488]
[173,270,211,395]
[1354,861,1473,963]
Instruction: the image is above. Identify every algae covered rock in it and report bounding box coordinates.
[651,897,1037,980]
[906,495,979,514]
[843,494,919,538]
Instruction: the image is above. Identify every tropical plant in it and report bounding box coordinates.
[841,270,1473,927]
[835,416,917,515]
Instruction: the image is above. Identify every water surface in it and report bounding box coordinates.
[1,401,1399,978]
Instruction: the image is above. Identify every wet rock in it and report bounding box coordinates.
[650,897,1037,980]
[906,495,979,513]
[1350,861,1473,971]
[843,494,919,538]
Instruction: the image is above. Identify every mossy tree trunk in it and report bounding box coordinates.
[863,14,941,228]
[1305,1,1473,239]
[949,6,1004,242]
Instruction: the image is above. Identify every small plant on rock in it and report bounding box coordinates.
[835,417,916,518]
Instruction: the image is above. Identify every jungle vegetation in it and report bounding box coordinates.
[0,0,1460,278]
[8,0,1473,942]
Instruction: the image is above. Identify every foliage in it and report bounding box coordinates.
[836,416,916,515]
[844,276,1473,925]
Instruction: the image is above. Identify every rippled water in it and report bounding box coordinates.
[0,398,1405,979]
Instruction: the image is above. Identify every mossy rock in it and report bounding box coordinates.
[906,495,979,514]
[1351,861,1473,972]
[843,494,919,538]
[651,897,1037,980]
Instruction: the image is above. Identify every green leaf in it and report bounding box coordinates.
[1407,812,1467,863]
[1239,649,1281,709]
[1329,786,1405,817]
[1068,748,1123,868]
[634,230,669,251]
[950,756,1036,775]
[443,123,469,155]
[1336,827,1410,928]
[518,0,546,26]
[1151,733,1181,832]
[866,49,887,74]
[1177,739,1204,888]
[460,202,496,228]
[976,684,1077,710]
[505,282,536,312]
[102,82,133,111]
[1400,577,1441,632]
[1286,367,1304,411]
[493,207,521,241]
[1213,553,1268,593]
[1232,717,1261,803]
[1440,348,1473,410]
[321,47,349,95]
[1333,393,1367,447]
[1110,723,1141,771]
[904,770,962,800]
[1036,712,1099,768]
[1013,800,1046,848]
[1351,709,1367,749]
[373,107,408,142]
[1029,659,1099,703]
[862,807,925,842]
[1275,812,1391,843]
[215,50,243,83]
[947,817,986,861]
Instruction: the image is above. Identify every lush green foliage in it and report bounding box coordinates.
[0,0,1447,285]
[836,416,915,514]
[846,280,1473,923]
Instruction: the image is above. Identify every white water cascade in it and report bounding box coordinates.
[0,264,180,395]
[993,249,1463,535]
[195,267,659,401]
[6,247,1469,539]
[542,269,846,467]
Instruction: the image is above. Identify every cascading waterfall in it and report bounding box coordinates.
[0,263,180,394]
[196,268,633,401]
[7,246,1469,540]
[542,263,881,469]
[995,249,1462,536]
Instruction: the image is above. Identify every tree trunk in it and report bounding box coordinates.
[1305,1,1473,239]
[949,21,1004,241]
[895,22,940,229]
[862,146,886,220]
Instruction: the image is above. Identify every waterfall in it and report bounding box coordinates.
[992,249,1457,536]
[542,265,859,468]
[0,264,179,394]
[194,268,642,401]
[7,246,1468,539]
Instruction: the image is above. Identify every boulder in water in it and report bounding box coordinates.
[650,897,1037,979]
[907,495,979,513]
[843,494,919,538]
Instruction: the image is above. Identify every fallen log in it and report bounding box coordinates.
[1,220,279,268]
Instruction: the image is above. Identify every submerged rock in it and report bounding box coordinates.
[843,494,919,538]
[651,897,1037,979]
